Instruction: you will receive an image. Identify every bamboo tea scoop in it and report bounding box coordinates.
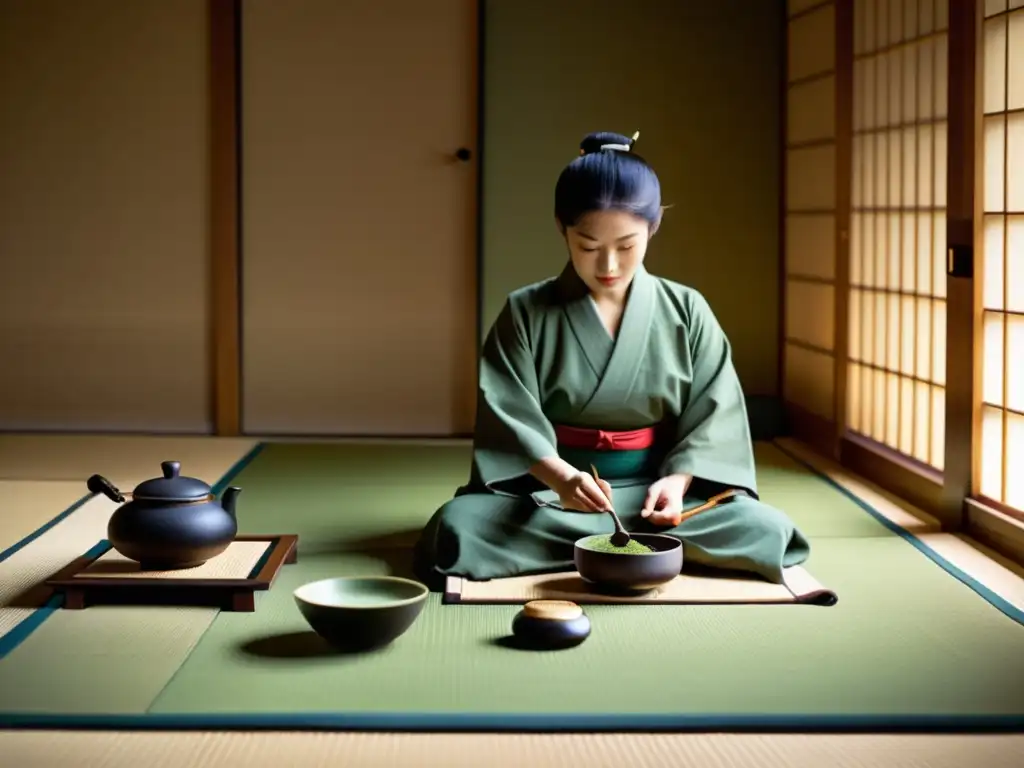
[590,464,631,547]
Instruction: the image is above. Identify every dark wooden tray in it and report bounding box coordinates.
[45,534,298,612]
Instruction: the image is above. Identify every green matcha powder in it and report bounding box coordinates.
[584,535,653,554]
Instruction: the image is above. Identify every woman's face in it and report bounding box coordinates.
[563,209,652,297]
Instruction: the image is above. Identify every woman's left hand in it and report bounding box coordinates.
[640,474,692,526]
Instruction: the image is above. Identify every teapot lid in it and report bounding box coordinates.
[132,461,212,502]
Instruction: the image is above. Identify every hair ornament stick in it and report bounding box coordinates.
[597,130,640,153]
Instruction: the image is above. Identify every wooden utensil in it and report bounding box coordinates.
[675,489,742,523]
[590,464,631,547]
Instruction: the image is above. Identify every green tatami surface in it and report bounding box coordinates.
[1,441,1023,730]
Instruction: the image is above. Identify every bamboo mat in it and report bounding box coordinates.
[444,564,836,605]
[1,731,1022,768]
[77,541,272,580]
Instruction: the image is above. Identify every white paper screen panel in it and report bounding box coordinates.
[978,3,1024,511]
[847,0,949,471]
[788,75,837,144]
[786,214,837,280]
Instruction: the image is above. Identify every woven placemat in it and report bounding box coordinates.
[445,565,836,605]
[75,541,272,580]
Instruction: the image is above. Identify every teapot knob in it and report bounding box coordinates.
[161,461,181,479]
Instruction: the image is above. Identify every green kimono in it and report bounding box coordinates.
[414,262,810,586]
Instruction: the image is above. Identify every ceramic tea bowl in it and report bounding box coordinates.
[293,576,428,651]
[574,533,683,594]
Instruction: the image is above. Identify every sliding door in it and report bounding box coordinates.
[979,0,1024,514]
[784,1,840,442]
[783,0,1024,556]
[239,0,479,436]
[847,0,949,470]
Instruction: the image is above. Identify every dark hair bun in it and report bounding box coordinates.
[579,131,636,156]
[556,129,660,228]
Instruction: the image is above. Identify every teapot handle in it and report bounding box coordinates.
[87,474,126,504]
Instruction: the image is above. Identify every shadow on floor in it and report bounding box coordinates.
[238,630,390,660]
[6,582,53,609]
[298,530,423,581]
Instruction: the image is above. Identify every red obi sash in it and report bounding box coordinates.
[554,424,656,451]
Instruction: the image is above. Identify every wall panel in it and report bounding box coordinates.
[238,0,479,436]
[481,0,784,397]
[0,0,212,433]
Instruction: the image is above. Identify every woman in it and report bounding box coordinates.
[414,131,810,587]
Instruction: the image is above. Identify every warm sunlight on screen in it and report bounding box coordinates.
[979,1,1024,513]
[848,0,948,471]
[785,2,839,424]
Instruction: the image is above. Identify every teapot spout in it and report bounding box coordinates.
[220,486,241,519]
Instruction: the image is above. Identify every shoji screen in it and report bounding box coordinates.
[847,0,949,471]
[784,0,839,440]
[979,0,1024,512]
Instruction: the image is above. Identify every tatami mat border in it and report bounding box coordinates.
[0,712,1023,734]
[0,495,93,564]
[770,441,1024,628]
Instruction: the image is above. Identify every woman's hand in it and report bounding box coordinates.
[529,456,614,512]
[555,472,614,513]
[640,474,692,526]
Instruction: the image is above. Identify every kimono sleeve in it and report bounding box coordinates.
[470,296,559,490]
[659,290,759,497]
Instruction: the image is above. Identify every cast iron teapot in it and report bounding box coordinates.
[86,460,241,570]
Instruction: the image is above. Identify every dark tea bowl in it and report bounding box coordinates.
[574,533,683,594]
[293,576,428,652]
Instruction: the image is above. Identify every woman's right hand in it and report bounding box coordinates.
[555,472,614,513]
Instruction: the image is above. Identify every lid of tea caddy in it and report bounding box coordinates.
[132,461,212,502]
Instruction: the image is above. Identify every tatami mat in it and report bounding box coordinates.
[0,605,220,713]
[0,437,260,666]
[1,731,1022,768]
[0,481,88,555]
[774,437,942,533]
[2,438,1024,740]
[0,496,124,638]
[775,438,1024,614]
[0,434,257,486]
